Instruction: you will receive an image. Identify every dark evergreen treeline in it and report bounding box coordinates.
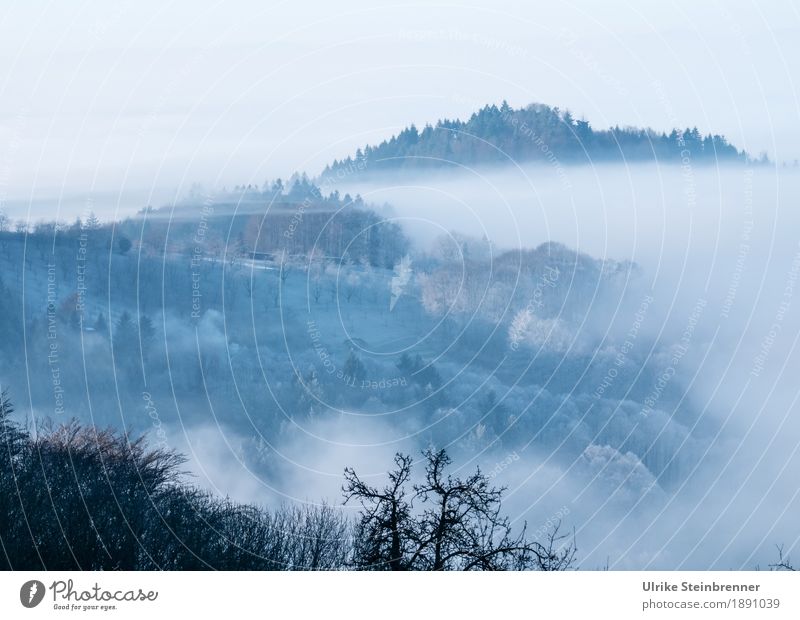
[324,101,750,176]
[175,174,369,210]
[0,391,574,571]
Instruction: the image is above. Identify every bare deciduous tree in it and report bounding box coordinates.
[770,545,796,571]
[343,448,576,571]
[344,453,413,570]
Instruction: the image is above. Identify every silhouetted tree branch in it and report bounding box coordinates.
[770,545,796,571]
[343,448,576,571]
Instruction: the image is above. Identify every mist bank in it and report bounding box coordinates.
[1,161,798,570]
[340,162,787,260]
[320,161,800,568]
[341,163,800,353]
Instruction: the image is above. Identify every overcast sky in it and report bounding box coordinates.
[0,0,797,215]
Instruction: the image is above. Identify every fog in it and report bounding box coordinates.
[2,0,799,572]
[346,163,800,376]
[3,160,799,570]
[318,162,800,568]
[0,164,800,569]
[137,162,800,569]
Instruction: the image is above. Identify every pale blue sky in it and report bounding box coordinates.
[0,0,797,213]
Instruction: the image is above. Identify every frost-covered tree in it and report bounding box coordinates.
[84,211,101,230]
[509,308,533,348]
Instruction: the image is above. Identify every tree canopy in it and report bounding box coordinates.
[323,101,749,177]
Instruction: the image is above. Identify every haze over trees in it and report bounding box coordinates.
[0,107,785,570]
[0,206,700,502]
[135,177,406,268]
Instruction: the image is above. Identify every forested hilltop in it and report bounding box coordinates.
[137,176,406,268]
[323,101,750,177]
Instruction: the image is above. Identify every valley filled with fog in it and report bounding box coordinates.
[1,160,798,569]
[339,161,800,568]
